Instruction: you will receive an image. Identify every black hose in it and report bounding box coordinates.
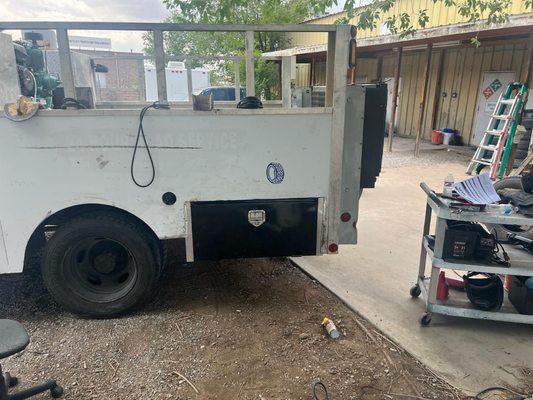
[61,98,87,109]
[130,102,169,188]
[313,381,329,400]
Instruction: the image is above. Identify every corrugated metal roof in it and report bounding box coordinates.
[263,13,533,57]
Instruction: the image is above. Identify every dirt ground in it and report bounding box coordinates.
[0,256,463,400]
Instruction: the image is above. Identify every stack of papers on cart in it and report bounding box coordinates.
[453,173,501,204]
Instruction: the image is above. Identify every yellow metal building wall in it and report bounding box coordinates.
[382,41,528,143]
[433,41,529,143]
[297,40,530,144]
[290,0,530,47]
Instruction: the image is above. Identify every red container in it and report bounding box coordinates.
[436,271,449,300]
[431,130,443,145]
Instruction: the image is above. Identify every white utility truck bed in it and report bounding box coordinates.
[0,22,384,317]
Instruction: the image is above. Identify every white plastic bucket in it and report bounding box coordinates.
[442,131,453,145]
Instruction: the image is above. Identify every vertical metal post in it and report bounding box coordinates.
[417,202,432,281]
[376,54,383,81]
[430,49,445,131]
[234,58,241,103]
[521,34,533,85]
[428,216,446,303]
[137,58,147,102]
[414,44,433,157]
[186,60,193,103]
[281,56,292,108]
[311,54,316,86]
[245,31,255,97]
[325,31,336,107]
[91,62,101,103]
[387,47,402,152]
[153,29,167,102]
[326,25,351,250]
[56,29,76,99]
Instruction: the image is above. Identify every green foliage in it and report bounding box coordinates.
[145,0,528,96]
[146,0,326,98]
[343,0,522,40]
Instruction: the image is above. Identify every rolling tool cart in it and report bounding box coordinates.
[411,183,533,326]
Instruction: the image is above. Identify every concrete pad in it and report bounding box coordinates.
[293,160,533,394]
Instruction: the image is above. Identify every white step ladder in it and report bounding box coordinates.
[466,91,522,178]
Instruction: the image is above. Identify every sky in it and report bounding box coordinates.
[1,0,346,53]
[1,0,169,52]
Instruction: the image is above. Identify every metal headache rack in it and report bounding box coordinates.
[0,21,352,108]
[412,183,533,326]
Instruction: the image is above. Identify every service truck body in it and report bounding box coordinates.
[0,22,383,317]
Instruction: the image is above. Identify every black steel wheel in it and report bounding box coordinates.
[420,313,432,326]
[61,237,137,303]
[42,211,160,318]
[410,284,421,298]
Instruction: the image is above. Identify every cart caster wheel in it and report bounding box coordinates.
[410,284,421,298]
[51,385,64,398]
[3,372,18,387]
[420,313,432,326]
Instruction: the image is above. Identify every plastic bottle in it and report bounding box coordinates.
[443,173,454,197]
[322,317,340,339]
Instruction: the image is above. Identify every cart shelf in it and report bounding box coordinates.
[417,277,533,325]
[413,182,533,326]
[422,236,533,277]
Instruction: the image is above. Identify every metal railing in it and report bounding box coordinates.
[0,21,353,108]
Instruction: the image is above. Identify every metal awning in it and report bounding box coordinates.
[263,13,533,57]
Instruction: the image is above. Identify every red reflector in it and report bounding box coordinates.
[341,212,351,222]
[328,243,338,253]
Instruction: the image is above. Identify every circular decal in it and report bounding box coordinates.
[266,162,284,184]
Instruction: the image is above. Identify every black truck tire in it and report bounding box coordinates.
[42,211,160,318]
[515,149,529,159]
[486,177,533,240]
[517,141,530,151]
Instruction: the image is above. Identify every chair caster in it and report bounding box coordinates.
[3,372,18,387]
[410,284,421,298]
[420,313,432,326]
[51,384,64,398]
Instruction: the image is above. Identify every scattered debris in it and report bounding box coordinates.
[322,317,340,339]
[172,371,200,395]
[0,258,469,399]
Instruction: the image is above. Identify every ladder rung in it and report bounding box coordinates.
[479,145,497,151]
[499,99,515,105]
[486,129,504,136]
[474,160,491,166]
[492,114,511,120]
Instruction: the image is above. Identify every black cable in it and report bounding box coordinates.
[61,97,87,109]
[237,96,263,109]
[473,386,528,399]
[313,381,330,400]
[490,228,510,266]
[130,101,169,188]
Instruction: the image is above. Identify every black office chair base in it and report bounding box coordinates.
[2,373,17,388]
[6,380,63,400]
